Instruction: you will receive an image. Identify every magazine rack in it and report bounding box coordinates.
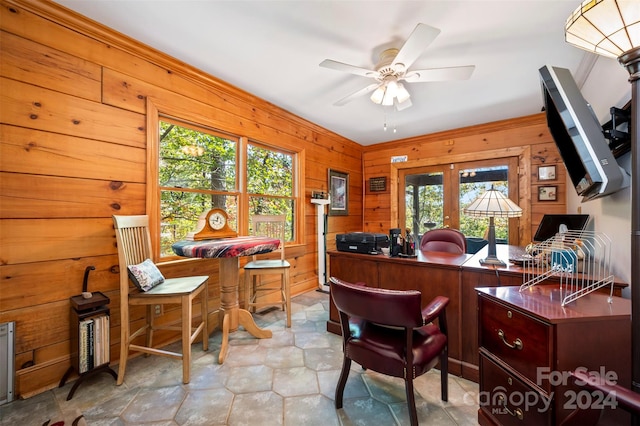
[519,230,615,305]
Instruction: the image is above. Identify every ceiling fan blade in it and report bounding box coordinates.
[319,59,379,78]
[403,65,476,82]
[392,23,441,71]
[395,97,413,111]
[334,83,380,106]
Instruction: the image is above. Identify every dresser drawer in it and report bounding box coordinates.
[479,295,552,392]
[479,353,553,426]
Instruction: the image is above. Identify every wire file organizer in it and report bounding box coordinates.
[519,230,615,305]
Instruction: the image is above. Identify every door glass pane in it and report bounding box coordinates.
[459,165,509,242]
[404,171,444,238]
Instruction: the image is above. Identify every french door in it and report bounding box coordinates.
[399,157,519,243]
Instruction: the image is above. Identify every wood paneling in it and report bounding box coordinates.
[362,115,566,244]
[1,77,146,147]
[0,126,146,181]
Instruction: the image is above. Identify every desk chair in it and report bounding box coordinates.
[330,277,449,426]
[420,228,467,254]
[244,215,291,327]
[112,215,209,385]
[570,370,640,423]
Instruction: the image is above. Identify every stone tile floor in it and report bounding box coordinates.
[1,290,480,425]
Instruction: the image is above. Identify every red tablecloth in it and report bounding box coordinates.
[172,236,280,259]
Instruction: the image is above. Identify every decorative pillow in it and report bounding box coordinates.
[127,259,165,291]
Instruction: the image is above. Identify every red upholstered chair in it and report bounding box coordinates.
[570,370,640,419]
[419,228,467,254]
[330,277,449,426]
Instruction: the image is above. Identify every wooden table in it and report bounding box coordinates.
[172,236,280,363]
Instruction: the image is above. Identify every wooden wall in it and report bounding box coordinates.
[0,0,363,398]
[361,114,567,244]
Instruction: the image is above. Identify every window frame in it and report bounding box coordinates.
[146,99,304,261]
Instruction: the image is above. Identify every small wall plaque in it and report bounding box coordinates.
[369,177,387,192]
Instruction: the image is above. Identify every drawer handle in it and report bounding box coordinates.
[498,329,523,350]
[498,395,524,420]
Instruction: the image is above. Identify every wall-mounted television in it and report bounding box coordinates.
[539,65,629,202]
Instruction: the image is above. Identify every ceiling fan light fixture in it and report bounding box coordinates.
[370,86,385,104]
[381,90,395,106]
[396,83,410,103]
[385,79,398,96]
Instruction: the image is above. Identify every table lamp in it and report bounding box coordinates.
[464,186,522,266]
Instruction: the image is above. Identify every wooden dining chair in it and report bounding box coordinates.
[244,215,291,327]
[112,215,209,385]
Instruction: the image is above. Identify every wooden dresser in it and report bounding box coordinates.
[477,286,631,426]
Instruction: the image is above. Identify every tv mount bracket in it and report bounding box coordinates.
[602,103,631,158]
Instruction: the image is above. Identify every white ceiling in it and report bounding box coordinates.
[54,0,593,146]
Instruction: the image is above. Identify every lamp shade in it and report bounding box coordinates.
[370,86,385,104]
[464,187,522,218]
[565,0,640,58]
[396,83,411,104]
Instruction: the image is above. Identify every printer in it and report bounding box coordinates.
[336,232,389,254]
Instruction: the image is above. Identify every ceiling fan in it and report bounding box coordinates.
[320,23,475,111]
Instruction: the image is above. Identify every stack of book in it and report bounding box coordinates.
[78,315,109,374]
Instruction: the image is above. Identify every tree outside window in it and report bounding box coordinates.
[158,120,238,257]
[247,143,295,242]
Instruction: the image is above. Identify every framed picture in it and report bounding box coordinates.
[328,169,349,216]
[369,176,387,192]
[538,185,557,201]
[538,165,557,181]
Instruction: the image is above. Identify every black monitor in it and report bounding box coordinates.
[533,214,590,242]
[539,65,629,201]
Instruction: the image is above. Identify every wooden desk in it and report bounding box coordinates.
[327,249,472,376]
[329,245,628,383]
[172,236,280,363]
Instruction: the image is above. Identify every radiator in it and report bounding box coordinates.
[0,322,14,405]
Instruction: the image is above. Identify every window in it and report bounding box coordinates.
[151,111,301,259]
[458,165,510,241]
[158,119,238,257]
[247,142,295,242]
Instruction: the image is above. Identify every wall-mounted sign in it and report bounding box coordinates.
[369,177,387,192]
[391,155,408,163]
